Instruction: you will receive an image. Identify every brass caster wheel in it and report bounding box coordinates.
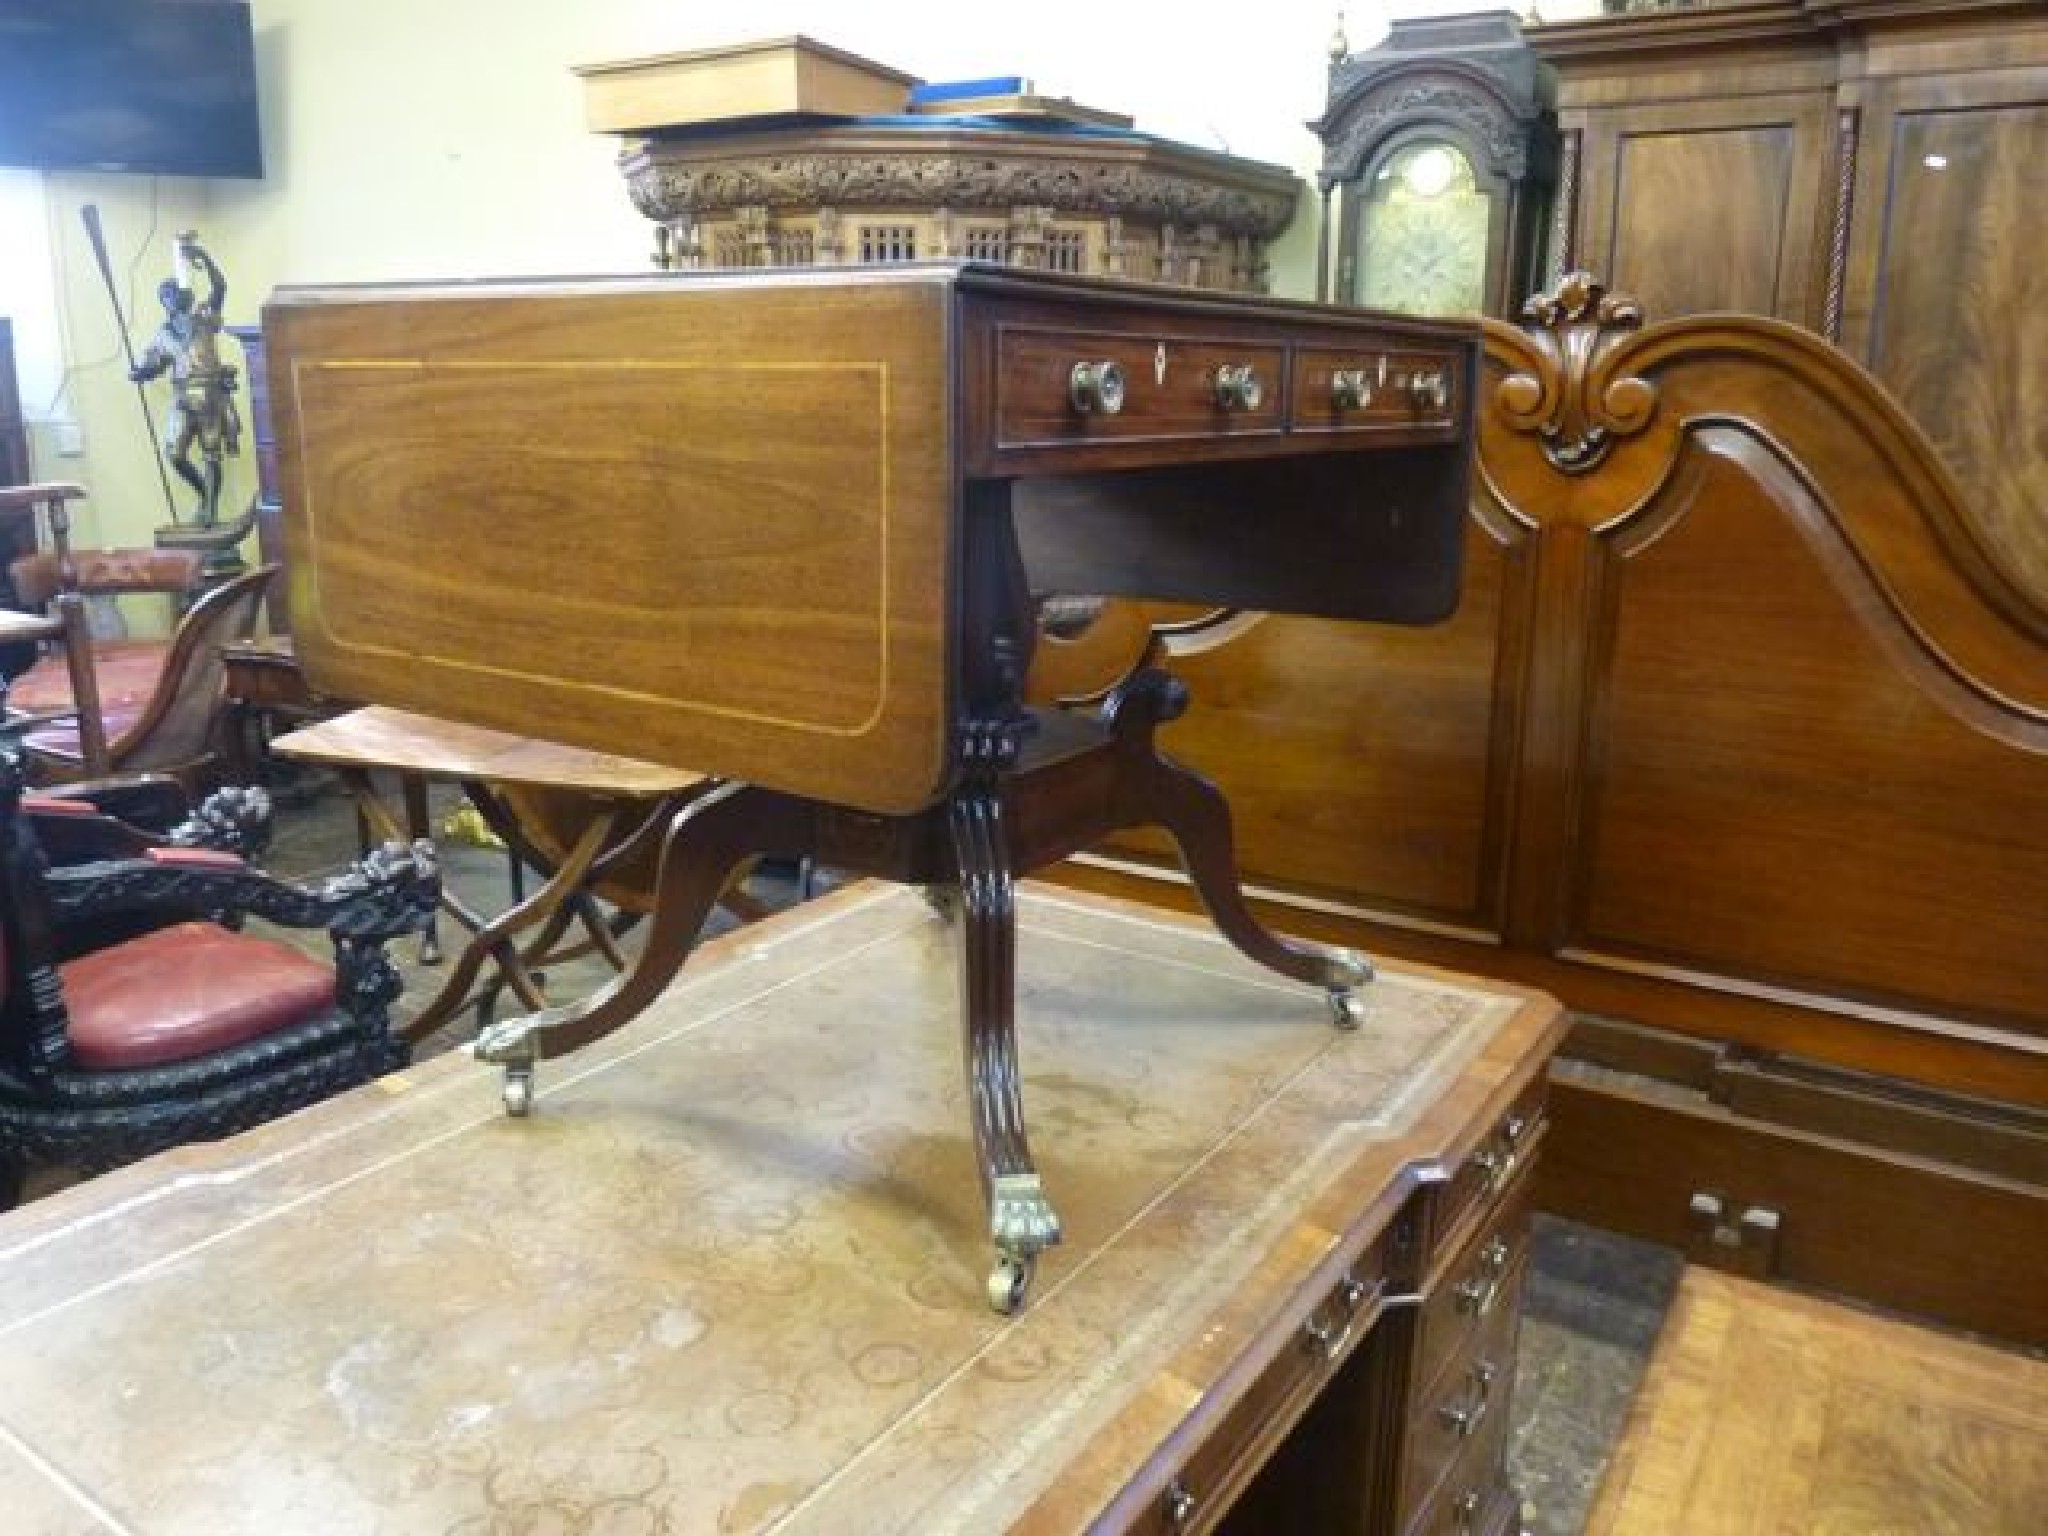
[502,1067,535,1118]
[987,1252,1035,1315]
[1329,988,1367,1031]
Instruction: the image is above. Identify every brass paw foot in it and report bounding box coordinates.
[986,1171,1062,1314]
[473,1023,539,1116]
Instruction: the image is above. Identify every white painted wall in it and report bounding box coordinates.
[25,1,1605,562]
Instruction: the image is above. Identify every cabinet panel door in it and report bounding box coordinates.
[1847,80,2048,607]
[1573,96,1831,327]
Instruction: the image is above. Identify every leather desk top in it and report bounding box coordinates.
[0,882,1558,1534]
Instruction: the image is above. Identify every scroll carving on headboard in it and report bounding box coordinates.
[1493,271,1659,474]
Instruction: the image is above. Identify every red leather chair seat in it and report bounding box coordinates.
[7,641,168,717]
[60,922,338,1071]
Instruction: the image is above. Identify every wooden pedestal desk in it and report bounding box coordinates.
[0,885,1562,1535]
[265,263,1478,1311]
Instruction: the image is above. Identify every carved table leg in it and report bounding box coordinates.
[1108,670,1371,1028]
[950,781,1061,1313]
[472,781,810,1113]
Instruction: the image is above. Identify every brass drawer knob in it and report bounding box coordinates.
[1408,367,1450,412]
[1069,359,1127,415]
[1330,368,1374,410]
[1212,363,1264,412]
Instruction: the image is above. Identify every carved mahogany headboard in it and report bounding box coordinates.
[1045,274,2048,1336]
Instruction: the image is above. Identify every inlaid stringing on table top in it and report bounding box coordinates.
[267,262,1475,816]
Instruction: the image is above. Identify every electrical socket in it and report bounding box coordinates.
[52,420,85,457]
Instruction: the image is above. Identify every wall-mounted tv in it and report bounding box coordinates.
[0,1,262,179]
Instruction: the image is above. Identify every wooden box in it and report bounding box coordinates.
[575,35,918,134]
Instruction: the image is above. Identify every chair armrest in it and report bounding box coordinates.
[45,839,440,946]
[25,774,192,834]
[21,780,270,863]
[0,482,86,514]
[0,610,63,645]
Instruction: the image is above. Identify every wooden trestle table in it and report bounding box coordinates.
[269,703,715,1041]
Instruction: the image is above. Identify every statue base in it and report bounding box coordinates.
[155,516,253,585]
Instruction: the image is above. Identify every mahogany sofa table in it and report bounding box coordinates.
[266,262,1479,1309]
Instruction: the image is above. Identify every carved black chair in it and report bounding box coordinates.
[0,745,439,1206]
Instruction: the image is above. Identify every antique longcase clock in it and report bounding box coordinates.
[1314,11,1556,317]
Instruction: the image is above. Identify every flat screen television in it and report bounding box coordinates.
[0,1,262,179]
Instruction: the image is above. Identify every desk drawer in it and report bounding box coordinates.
[1130,1204,1415,1535]
[1415,1164,1536,1399]
[1288,345,1463,437]
[1400,1256,1525,1523]
[1432,1076,1545,1265]
[1407,1472,1519,1536]
[992,326,1285,452]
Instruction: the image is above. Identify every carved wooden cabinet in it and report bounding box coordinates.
[1531,0,2048,604]
[584,41,1301,296]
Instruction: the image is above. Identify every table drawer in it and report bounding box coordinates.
[1400,1256,1525,1522]
[1288,345,1463,437]
[992,325,1285,451]
[1129,1204,1415,1535]
[1414,1166,1535,1400]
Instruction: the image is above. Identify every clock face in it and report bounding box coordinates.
[1352,140,1491,316]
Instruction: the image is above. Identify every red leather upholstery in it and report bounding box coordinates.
[20,795,96,818]
[6,641,169,718]
[60,923,338,1071]
[143,846,247,870]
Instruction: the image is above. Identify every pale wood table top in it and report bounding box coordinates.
[1586,1267,2048,1535]
[271,703,707,796]
[0,882,1559,1534]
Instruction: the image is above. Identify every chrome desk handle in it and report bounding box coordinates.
[1331,367,1375,410]
[1303,1269,1381,1363]
[1069,359,1126,415]
[1213,363,1264,412]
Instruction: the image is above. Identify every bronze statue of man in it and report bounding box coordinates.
[130,231,241,527]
